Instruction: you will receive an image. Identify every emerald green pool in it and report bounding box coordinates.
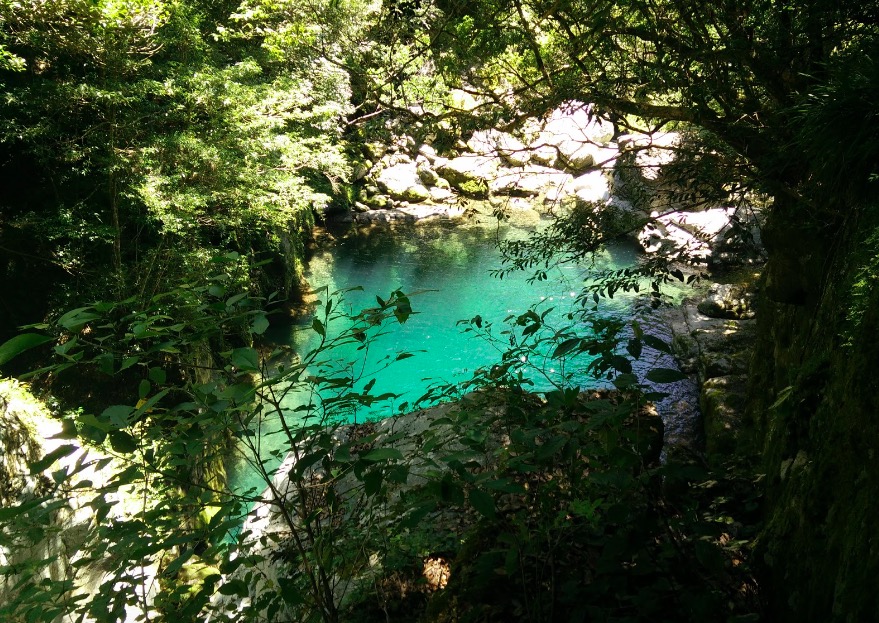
[227,218,689,498]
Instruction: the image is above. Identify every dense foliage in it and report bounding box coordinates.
[1,0,878,621]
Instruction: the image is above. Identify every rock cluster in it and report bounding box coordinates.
[349,101,765,269]
[351,101,622,227]
[663,279,759,463]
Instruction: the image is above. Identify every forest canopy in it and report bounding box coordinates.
[1,0,878,622]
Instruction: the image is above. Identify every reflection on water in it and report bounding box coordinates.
[228,219,697,496]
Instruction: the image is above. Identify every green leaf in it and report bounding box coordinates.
[251,314,269,335]
[148,367,166,385]
[101,405,133,429]
[364,469,384,497]
[231,348,259,371]
[109,430,138,454]
[646,368,688,383]
[613,373,638,389]
[293,452,326,477]
[482,478,527,494]
[312,317,326,338]
[552,338,581,359]
[78,412,111,433]
[469,488,496,519]
[0,333,54,365]
[393,296,412,324]
[626,337,642,359]
[631,320,644,339]
[29,445,78,474]
[643,334,672,354]
[218,579,249,597]
[0,498,44,521]
[770,386,793,410]
[138,379,151,400]
[694,539,726,574]
[226,293,247,307]
[363,448,404,462]
[610,355,632,373]
[57,307,101,332]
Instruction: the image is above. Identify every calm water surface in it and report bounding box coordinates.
[228,219,694,496]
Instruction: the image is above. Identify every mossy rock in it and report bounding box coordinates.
[700,375,749,464]
[456,179,489,199]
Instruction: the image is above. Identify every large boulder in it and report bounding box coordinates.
[436,156,498,198]
[638,208,736,262]
[528,101,615,172]
[541,102,615,146]
[376,163,431,203]
[707,205,766,269]
[619,131,680,181]
[697,283,757,319]
[570,170,611,204]
[466,130,531,167]
[489,165,573,197]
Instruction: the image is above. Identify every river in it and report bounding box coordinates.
[227,217,699,497]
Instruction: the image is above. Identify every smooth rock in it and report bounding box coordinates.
[570,170,611,204]
[418,143,438,162]
[496,133,530,166]
[354,209,418,224]
[376,162,431,203]
[541,101,615,146]
[489,165,573,196]
[436,155,498,187]
[417,162,440,187]
[429,187,455,202]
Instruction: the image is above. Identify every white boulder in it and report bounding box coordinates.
[376,163,431,203]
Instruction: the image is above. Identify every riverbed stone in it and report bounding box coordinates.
[417,161,440,187]
[436,155,498,196]
[418,143,438,162]
[489,165,573,196]
[365,193,392,210]
[429,186,455,202]
[570,170,611,204]
[541,102,615,146]
[376,162,431,203]
[697,283,757,319]
[354,209,418,224]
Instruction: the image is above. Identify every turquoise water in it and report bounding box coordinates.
[228,220,646,497]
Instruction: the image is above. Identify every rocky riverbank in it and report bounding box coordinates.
[663,279,760,464]
[341,101,765,273]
